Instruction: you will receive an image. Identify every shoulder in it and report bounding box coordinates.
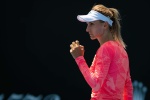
[102,41,119,48]
[99,41,117,51]
[96,41,118,57]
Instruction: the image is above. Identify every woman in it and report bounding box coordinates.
[70,4,133,100]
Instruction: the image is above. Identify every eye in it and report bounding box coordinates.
[89,22,94,25]
[87,22,94,26]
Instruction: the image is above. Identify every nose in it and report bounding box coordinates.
[86,25,89,32]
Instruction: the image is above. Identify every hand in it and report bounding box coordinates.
[70,40,85,59]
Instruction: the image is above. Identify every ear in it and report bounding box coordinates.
[103,22,109,28]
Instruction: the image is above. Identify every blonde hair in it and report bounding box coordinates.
[92,4,126,49]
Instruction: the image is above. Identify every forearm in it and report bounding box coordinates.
[75,56,96,88]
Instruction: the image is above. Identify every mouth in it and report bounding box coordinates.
[89,34,92,36]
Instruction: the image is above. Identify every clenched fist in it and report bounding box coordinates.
[70,40,84,59]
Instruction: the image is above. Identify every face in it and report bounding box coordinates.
[86,20,105,40]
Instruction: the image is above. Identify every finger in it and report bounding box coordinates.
[70,49,72,53]
[72,41,76,47]
[75,40,80,45]
[73,41,79,47]
[70,44,73,48]
[70,41,76,48]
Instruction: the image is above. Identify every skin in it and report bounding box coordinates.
[70,20,114,59]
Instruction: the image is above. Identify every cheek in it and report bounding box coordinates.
[94,28,102,36]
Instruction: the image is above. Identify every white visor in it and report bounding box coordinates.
[77,10,113,26]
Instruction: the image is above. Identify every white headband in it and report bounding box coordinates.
[77,10,113,26]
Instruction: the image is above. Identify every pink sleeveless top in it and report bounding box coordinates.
[75,41,133,100]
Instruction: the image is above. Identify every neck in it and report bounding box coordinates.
[98,30,114,46]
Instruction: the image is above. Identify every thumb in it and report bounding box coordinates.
[80,45,84,50]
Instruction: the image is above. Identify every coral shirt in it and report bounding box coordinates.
[75,41,133,100]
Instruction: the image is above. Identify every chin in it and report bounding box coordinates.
[90,38,96,40]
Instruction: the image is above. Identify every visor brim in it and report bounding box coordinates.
[77,15,98,22]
